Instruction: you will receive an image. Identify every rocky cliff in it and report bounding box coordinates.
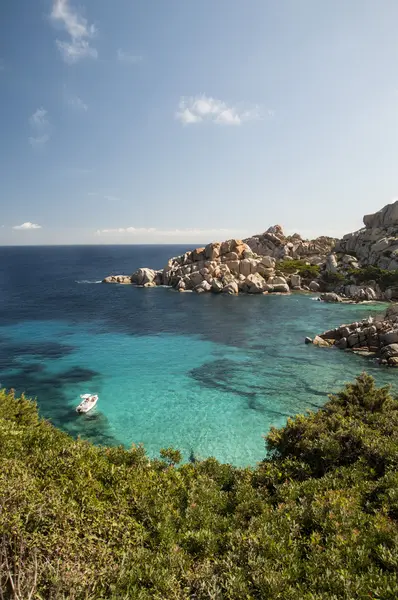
[244,225,335,265]
[102,200,398,298]
[314,200,398,302]
[334,200,398,270]
[103,226,335,295]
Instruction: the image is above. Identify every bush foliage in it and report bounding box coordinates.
[321,271,347,286]
[346,266,398,289]
[1,374,398,598]
[277,259,320,280]
[323,265,398,290]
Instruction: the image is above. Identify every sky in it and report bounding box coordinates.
[2,0,398,245]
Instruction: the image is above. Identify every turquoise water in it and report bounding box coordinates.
[1,249,396,467]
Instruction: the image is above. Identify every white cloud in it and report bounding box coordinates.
[176,95,262,126]
[29,108,51,148]
[117,49,142,64]
[13,222,42,230]
[51,0,97,64]
[56,39,97,64]
[97,227,157,234]
[68,94,88,111]
[29,108,49,129]
[96,227,235,237]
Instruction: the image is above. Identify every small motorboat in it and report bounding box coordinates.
[76,394,98,414]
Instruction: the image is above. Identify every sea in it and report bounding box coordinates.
[0,245,396,466]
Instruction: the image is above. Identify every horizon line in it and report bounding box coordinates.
[0,242,207,247]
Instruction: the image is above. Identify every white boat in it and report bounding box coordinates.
[76,394,98,414]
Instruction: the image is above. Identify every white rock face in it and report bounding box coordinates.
[244,273,267,293]
[343,285,377,301]
[309,280,320,292]
[363,200,398,229]
[239,259,252,277]
[260,255,276,268]
[290,274,301,288]
[102,275,132,284]
[222,281,239,294]
[325,254,338,273]
[320,293,343,303]
[244,228,335,261]
[131,268,158,285]
[334,200,398,269]
[104,232,322,295]
[198,281,212,293]
[270,276,287,286]
[273,283,290,293]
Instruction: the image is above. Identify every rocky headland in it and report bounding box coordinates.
[103,226,335,295]
[102,199,398,300]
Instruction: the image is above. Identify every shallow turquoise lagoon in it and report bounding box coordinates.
[1,289,396,467]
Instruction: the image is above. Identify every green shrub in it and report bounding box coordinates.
[1,375,398,598]
[277,259,320,279]
[346,266,398,290]
[321,271,347,285]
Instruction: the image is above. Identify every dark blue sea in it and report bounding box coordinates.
[0,245,396,466]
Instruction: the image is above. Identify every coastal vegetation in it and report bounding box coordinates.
[320,265,398,291]
[346,266,398,290]
[1,374,398,599]
[276,259,320,280]
[102,199,398,302]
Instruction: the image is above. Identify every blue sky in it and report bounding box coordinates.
[2,0,398,245]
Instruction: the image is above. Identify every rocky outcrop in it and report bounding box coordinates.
[244,226,335,264]
[102,235,322,294]
[102,269,163,287]
[131,268,163,286]
[320,293,343,303]
[309,281,320,292]
[334,199,398,271]
[309,200,398,302]
[102,275,133,284]
[102,200,398,300]
[306,304,398,366]
[155,239,286,295]
[102,222,339,295]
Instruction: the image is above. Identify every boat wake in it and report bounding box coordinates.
[76,280,102,284]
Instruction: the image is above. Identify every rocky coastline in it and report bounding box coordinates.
[102,199,398,301]
[102,226,335,295]
[307,304,398,367]
[102,199,398,366]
